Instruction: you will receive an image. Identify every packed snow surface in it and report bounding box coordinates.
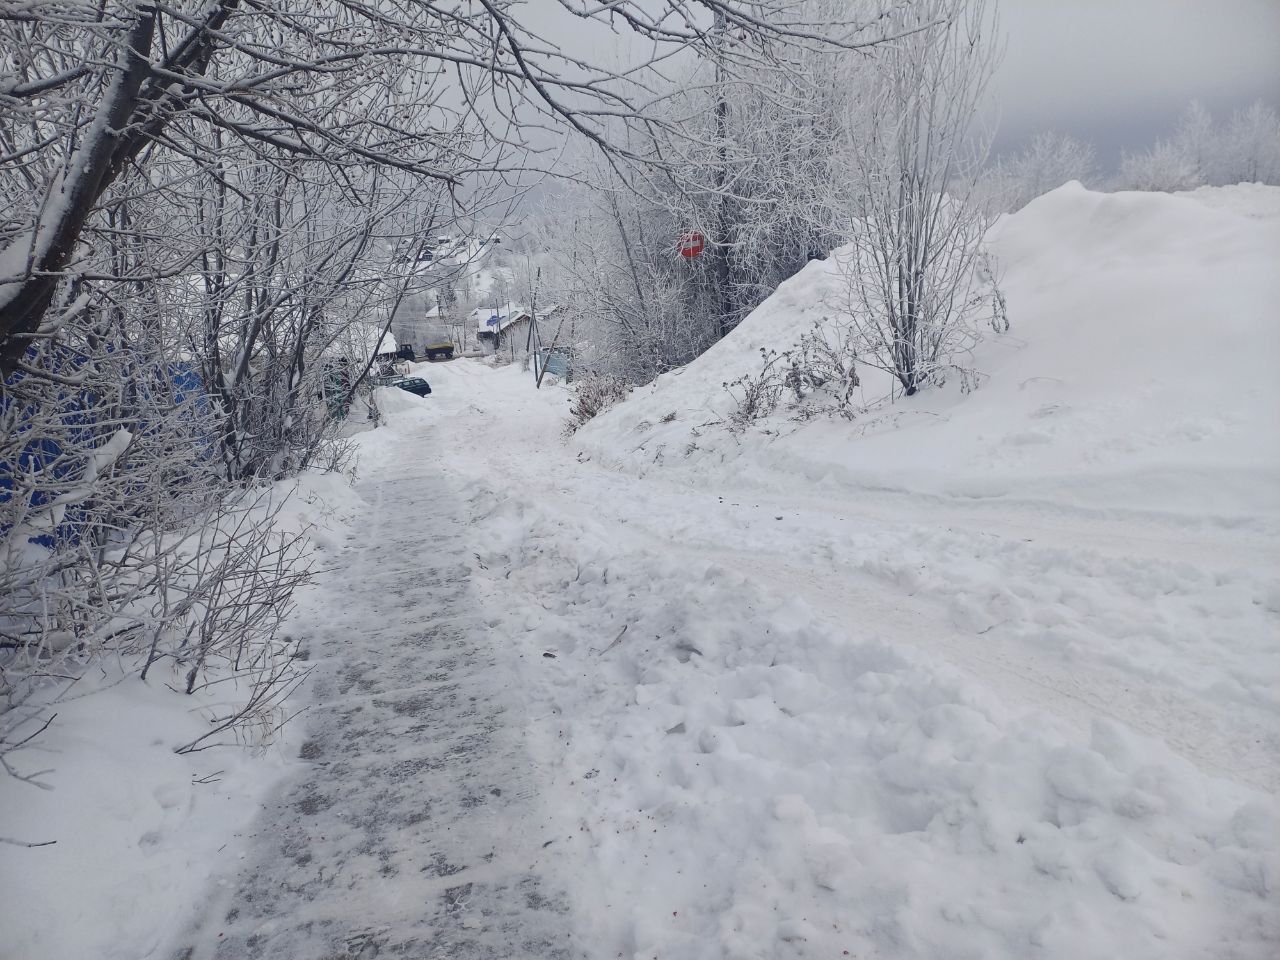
[569,184,1276,956]
[382,345,1277,958]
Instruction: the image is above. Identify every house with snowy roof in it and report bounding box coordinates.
[472,303,531,354]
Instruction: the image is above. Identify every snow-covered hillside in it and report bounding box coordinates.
[577,183,1280,521]
[522,184,1280,955]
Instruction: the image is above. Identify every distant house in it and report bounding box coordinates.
[473,303,532,355]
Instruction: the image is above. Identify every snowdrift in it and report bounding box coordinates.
[577,183,1280,522]
[556,185,1280,957]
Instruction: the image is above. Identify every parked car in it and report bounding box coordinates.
[394,377,432,397]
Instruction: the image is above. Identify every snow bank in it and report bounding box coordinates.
[1180,181,1280,220]
[0,678,295,960]
[576,183,1280,522]
[0,468,365,960]
[372,382,433,424]
[396,357,1278,958]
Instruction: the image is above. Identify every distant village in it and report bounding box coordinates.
[379,230,568,377]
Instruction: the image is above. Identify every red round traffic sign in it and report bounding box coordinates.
[677,231,706,258]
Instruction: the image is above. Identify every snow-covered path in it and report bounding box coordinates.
[518,479,1279,794]
[175,357,1277,960]
[175,458,574,959]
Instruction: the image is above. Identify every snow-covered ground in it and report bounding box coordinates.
[577,183,1280,522]
[0,473,364,960]
[405,185,1274,957]
[387,334,1277,957]
[5,183,1276,959]
[568,185,1280,792]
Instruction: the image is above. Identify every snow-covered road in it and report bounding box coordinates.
[528,481,1279,794]
[176,357,1277,959]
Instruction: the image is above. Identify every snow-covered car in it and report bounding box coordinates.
[394,377,432,397]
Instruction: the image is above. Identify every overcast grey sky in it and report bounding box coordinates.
[521,0,1280,169]
[992,0,1280,164]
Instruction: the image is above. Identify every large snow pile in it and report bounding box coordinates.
[543,184,1280,955]
[1179,181,1280,220]
[577,182,1280,521]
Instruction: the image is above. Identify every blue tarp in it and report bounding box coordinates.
[536,347,572,380]
[1,344,98,546]
[1,347,210,547]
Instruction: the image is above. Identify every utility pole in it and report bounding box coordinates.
[525,267,543,385]
[710,9,734,340]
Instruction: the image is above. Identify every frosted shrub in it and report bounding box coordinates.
[835,0,1004,398]
[565,375,631,434]
[786,320,862,415]
[1118,141,1202,193]
[1112,100,1280,192]
[725,321,863,430]
[992,132,1099,212]
[1,336,316,766]
[724,349,788,430]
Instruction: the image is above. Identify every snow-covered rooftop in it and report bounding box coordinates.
[471,302,530,334]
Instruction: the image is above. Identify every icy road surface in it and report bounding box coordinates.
[175,461,574,958]
[178,359,1276,960]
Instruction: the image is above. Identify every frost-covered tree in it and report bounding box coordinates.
[178,157,442,480]
[1221,100,1280,184]
[1173,100,1218,185]
[1118,140,1203,192]
[2,0,906,373]
[1116,99,1280,192]
[990,131,1097,211]
[0,206,317,760]
[531,174,711,383]
[534,0,885,384]
[834,0,1006,397]
[3,0,924,761]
